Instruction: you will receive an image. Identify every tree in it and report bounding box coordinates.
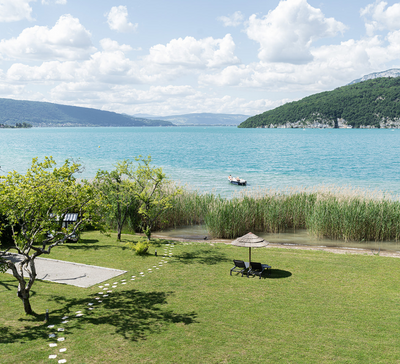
[0,157,104,315]
[132,156,182,240]
[94,160,137,241]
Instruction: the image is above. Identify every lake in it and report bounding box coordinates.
[1,126,400,197]
[2,126,400,250]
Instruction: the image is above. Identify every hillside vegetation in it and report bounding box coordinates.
[0,98,173,127]
[239,77,400,128]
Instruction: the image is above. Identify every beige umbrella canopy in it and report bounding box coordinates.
[231,232,269,264]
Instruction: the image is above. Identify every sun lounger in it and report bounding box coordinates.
[247,262,271,279]
[230,260,249,276]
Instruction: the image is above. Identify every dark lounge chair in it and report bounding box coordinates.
[247,262,271,279]
[230,260,248,276]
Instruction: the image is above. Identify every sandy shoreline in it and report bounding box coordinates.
[152,234,400,258]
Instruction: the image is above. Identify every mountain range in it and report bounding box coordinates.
[135,113,249,126]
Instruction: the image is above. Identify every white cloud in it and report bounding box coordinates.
[41,0,67,4]
[361,1,400,36]
[218,11,244,27]
[0,0,35,22]
[146,34,240,69]
[0,14,96,61]
[100,38,132,52]
[200,35,392,93]
[106,5,138,33]
[5,46,142,84]
[245,0,347,64]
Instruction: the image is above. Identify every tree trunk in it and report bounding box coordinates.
[18,286,34,315]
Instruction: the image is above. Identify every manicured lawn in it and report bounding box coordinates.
[1,231,400,363]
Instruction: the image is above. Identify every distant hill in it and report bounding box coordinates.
[0,99,173,127]
[139,113,249,126]
[239,77,400,129]
[348,68,400,85]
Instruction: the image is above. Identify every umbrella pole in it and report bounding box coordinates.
[249,248,251,269]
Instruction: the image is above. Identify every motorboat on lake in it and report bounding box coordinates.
[228,175,247,186]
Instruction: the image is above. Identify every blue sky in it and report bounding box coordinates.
[0,0,400,116]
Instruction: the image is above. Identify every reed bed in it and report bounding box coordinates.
[106,183,400,243]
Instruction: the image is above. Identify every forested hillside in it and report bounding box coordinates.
[0,99,173,127]
[239,77,400,128]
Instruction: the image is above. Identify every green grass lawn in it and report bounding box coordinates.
[1,231,400,363]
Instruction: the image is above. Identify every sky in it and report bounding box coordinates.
[0,0,400,117]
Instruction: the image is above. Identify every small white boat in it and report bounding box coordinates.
[228,176,247,186]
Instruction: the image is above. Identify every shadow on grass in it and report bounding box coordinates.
[64,239,116,251]
[267,269,292,279]
[0,289,197,343]
[174,248,230,265]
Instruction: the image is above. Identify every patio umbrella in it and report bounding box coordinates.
[231,232,269,267]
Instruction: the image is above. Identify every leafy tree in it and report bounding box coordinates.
[132,156,182,241]
[95,160,137,241]
[0,157,105,315]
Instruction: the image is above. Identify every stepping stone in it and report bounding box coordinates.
[103,294,109,297]
[98,300,102,303]
[105,283,109,286]
[121,279,126,282]
[76,311,82,314]
[103,288,108,290]
[49,343,57,348]
[95,297,100,300]
[107,290,112,293]
[88,303,94,306]
[98,292,104,295]
[131,276,136,278]
[76,313,83,317]
[59,348,67,353]
[113,282,118,284]
[57,337,65,342]
[122,282,126,285]
[112,285,117,288]
[62,316,69,320]
[47,325,55,328]
[57,328,64,332]
[49,334,56,338]
[98,286,103,288]
[49,354,57,359]
[156,268,159,270]
[58,360,67,363]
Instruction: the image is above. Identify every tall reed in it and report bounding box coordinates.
[104,182,400,243]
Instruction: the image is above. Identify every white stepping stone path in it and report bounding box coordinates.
[44,243,178,363]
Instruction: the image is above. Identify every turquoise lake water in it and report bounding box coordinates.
[1,126,400,197]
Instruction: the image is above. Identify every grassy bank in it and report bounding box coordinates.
[1,231,400,363]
